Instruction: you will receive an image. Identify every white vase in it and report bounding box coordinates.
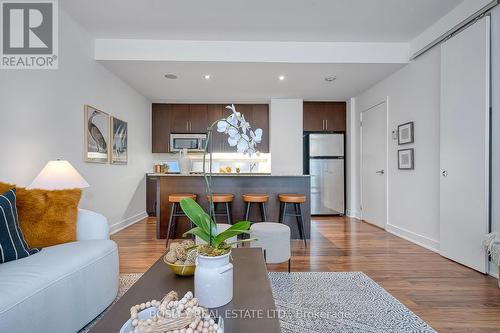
[179,148,191,175]
[195,252,233,308]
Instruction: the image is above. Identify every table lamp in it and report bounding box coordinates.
[28,160,90,190]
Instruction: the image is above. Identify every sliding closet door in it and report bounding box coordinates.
[440,17,490,273]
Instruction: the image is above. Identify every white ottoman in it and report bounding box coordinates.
[250,222,291,271]
[196,223,237,247]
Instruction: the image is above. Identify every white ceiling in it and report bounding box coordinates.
[63,0,461,102]
[62,0,462,42]
[101,61,405,102]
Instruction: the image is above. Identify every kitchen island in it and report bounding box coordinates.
[147,174,310,240]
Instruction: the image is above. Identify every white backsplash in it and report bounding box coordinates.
[153,152,271,173]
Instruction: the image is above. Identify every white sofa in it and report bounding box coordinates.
[0,209,119,333]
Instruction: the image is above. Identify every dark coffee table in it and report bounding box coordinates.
[89,248,281,332]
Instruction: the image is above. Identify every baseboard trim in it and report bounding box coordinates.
[346,209,361,219]
[488,261,499,279]
[110,211,148,235]
[385,223,440,253]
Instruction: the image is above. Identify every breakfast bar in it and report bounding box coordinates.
[147,174,311,240]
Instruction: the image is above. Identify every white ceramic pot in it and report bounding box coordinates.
[195,251,233,308]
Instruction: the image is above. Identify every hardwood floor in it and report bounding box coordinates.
[111,216,500,332]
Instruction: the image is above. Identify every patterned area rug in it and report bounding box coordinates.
[82,272,435,333]
[268,272,435,333]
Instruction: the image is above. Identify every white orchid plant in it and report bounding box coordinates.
[179,104,263,256]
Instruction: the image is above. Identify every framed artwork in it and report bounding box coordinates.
[398,148,414,170]
[111,116,128,164]
[398,121,414,145]
[84,105,110,163]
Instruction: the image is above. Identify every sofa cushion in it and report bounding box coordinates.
[0,182,82,248]
[0,189,40,263]
[0,239,118,333]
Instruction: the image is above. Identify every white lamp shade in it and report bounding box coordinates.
[29,160,90,190]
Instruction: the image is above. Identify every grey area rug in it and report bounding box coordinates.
[268,272,435,333]
[82,272,436,333]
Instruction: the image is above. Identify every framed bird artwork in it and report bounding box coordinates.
[111,116,128,164]
[84,105,110,163]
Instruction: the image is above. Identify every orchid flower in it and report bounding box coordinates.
[250,128,263,144]
[239,114,250,134]
[227,132,241,147]
[215,104,264,156]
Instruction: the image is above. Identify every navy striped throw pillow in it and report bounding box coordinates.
[0,189,41,263]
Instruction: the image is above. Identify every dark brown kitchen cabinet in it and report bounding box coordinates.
[152,103,171,153]
[207,104,225,152]
[188,104,208,133]
[169,104,191,133]
[146,176,157,216]
[303,101,346,132]
[152,103,269,153]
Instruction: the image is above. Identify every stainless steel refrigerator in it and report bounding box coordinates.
[305,133,345,215]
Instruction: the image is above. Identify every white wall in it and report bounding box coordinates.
[491,6,500,243]
[270,99,303,175]
[352,47,441,252]
[0,8,152,231]
[345,98,360,218]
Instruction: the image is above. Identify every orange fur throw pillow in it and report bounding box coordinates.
[0,182,82,248]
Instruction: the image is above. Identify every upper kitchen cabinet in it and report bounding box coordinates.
[188,104,208,133]
[168,104,191,133]
[152,103,269,153]
[303,102,346,132]
[152,103,171,153]
[207,104,224,152]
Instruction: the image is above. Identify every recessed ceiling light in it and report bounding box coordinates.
[279,75,285,81]
[325,76,337,82]
[204,74,211,80]
[164,73,178,79]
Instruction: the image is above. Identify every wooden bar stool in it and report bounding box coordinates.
[166,193,196,247]
[278,194,307,248]
[242,193,269,222]
[207,194,234,224]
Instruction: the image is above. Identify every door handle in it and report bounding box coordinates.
[442,170,448,177]
[375,170,384,175]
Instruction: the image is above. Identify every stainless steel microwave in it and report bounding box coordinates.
[170,133,207,152]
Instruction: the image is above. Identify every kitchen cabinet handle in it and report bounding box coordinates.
[325,119,328,130]
[190,121,192,132]
[322,119,325,130]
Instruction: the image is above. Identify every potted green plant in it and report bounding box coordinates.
[179,104,263,307]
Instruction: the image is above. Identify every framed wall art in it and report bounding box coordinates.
[84,105,110,163]
[398,121,414,145]
[111,116,128,164]
[398,148,414,170]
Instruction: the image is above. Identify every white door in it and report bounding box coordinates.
[440,17,490,273]
[361,102,387,228]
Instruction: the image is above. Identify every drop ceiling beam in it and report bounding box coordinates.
[94,39,409,64]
